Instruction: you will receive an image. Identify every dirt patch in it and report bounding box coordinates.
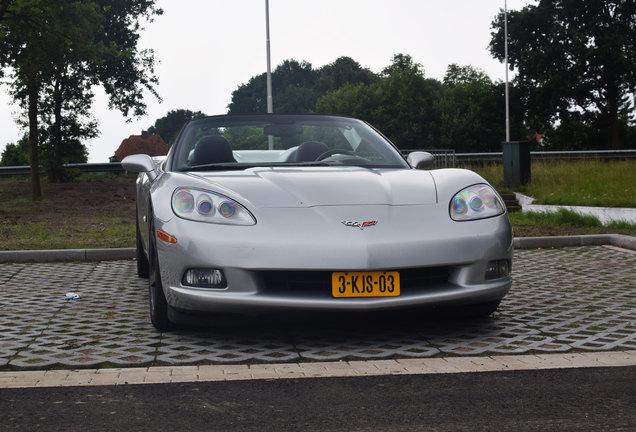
[0,177,136,224]
[0,176,137,250]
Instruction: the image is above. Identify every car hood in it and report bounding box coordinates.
[185,167,437,208]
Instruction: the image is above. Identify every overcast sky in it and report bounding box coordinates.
[0,0,531,163]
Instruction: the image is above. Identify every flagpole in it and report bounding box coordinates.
[265,0,273,115]
[504,0,510,142]
[265,0,274,149]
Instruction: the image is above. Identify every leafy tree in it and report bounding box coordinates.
[0,135,29,166]
[314,82,374,118]
[229,74,268,114]
[489,0,636,149]
[443,64,492,87]
[148,109,207,146]
[374,55,442,149]
[316,56,378,94]
[228,57,377,115]
[0,0,162,197]
[0,0,14,23]
[36,64,96,181]
[229,59,318,114]
[437,64,517,152]
[271,59,318,113]
[317,54,442,149]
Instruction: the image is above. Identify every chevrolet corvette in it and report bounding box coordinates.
[122,114,513,331]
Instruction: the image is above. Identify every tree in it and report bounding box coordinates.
[437,64,517,152]
[316,56,378,94]
[270,59,319,113]
[0,0,162,197]
[317,54,442,149]
[489,0,636,149]
[0,135,29,166]
[443,64,492,87]
[228,74,268,114]
[228,57,377,115]
[148,109,206,146]
[0,0,14,23]
[228,59,318,114]
[36,63,96,181]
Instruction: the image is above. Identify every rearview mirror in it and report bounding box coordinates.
[407,152,435,170]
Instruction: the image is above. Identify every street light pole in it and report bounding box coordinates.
[265,0,273,149]
[265,0,273,114]
[504,0,510,143]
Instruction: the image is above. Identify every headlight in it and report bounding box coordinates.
[450,184,505,221]
[172,187,256,225]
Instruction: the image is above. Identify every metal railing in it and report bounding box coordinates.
[0,162,125,177]
[455,149,636,164]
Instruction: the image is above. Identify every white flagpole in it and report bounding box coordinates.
[265,0,274,149]
[504,0,510,143]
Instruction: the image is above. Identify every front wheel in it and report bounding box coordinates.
[148,219,171,331]
[136,215,149,278]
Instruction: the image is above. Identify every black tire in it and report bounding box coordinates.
[136,215,149,278]
[148,218,171,331]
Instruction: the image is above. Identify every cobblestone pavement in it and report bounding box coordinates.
[0,246,634,370]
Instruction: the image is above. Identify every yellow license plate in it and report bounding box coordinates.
[332,271,400,298]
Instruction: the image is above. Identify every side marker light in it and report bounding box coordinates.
[157,230,178,244]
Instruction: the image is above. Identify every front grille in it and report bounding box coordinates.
[261,267,449,296]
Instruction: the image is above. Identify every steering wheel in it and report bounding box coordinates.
[316,149,356,160]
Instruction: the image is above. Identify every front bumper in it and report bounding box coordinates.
[155,204,514,314]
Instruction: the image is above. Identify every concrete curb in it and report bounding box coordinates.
[0,248,135,263]
[513,234,636,250]
[514,192,636,225]
[2,351,635,388]
[0,235,634,263]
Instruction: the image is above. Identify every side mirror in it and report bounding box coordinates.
[407,152,435,170]
[122,154,158,180]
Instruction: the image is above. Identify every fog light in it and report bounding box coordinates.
[183,269,227,288]
[486,260,510,280]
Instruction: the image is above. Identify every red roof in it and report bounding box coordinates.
[115,134,169,162]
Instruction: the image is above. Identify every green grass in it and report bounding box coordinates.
[468,159,636,208]
[0,216,134,250]
[509,208,636,230]
[608,220,636,229]
[509,208,606,227]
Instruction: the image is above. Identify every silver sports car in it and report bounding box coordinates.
[123,114,513,331]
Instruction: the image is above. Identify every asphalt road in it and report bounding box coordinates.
[2,366,634,431]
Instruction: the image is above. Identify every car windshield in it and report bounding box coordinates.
[171,114,409,171]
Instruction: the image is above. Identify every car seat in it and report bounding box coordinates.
[295,141,329,162]
[191,136,235,166]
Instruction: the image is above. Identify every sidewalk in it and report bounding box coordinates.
[2,351,635,389]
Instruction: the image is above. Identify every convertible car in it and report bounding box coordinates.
[123,114,513,331]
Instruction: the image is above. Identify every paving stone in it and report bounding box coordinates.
[0,246,634,369]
